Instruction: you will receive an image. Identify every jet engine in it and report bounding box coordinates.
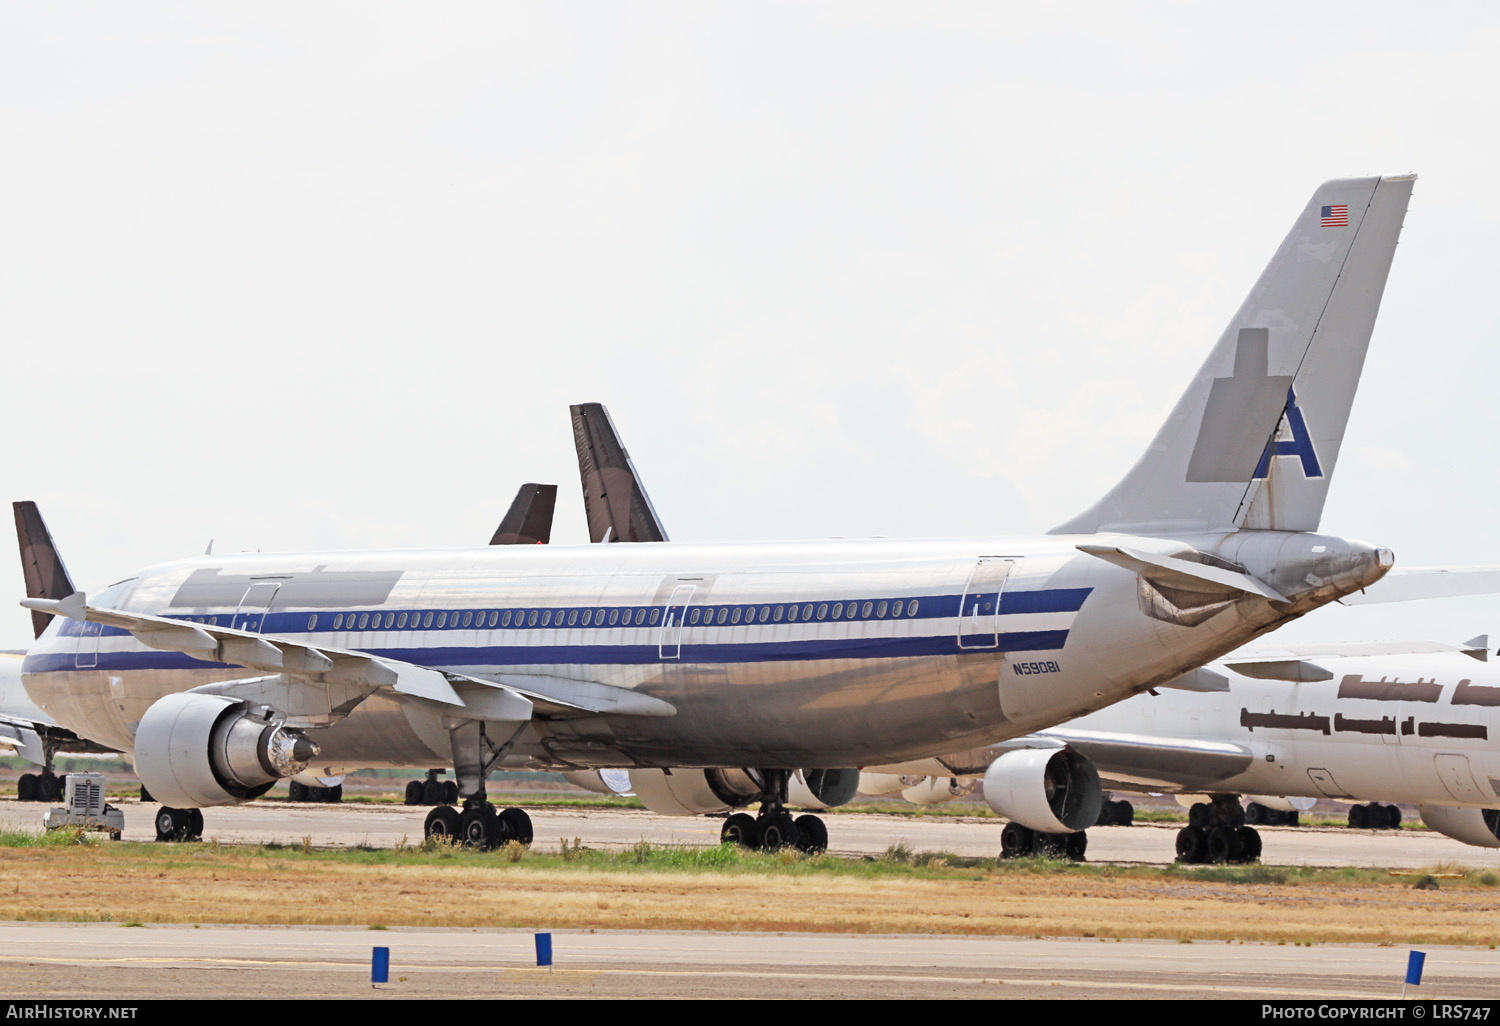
[982,747,1101,833]
[899,775,977,805]
[1418,805,1500,848]
[628,767,860,817]
[133,692,318,809]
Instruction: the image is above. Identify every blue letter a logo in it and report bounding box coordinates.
[1253,387,1322,479]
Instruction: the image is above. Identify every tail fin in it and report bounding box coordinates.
[488,484,558,546]
[570,403,669,543]
[1053,174,1415,535]
[13,501,76,638]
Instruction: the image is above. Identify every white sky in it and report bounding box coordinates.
[2,2,1498,649]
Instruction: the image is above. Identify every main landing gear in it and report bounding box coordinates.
[1245,802,1300,827]
[718,771,829,854]
[404,769,460,806]
[998,822,1088,861]
[1348,802,1401,830]
[154,806,204,842]
[1175,797,1261,864]
[287,780,343,803]
[423,795,533,851]
[16,771,63,803]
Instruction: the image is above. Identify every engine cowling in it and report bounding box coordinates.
[787,769,861,810]
[134,692,319,808]
[629,767,862,817]
[561,769,634,796]
[901,775,976,805]
[982,747,1101,833]
[1419,805,1500,848]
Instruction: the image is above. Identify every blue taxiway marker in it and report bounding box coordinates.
[535,932,553,968]
[372,946,390,985]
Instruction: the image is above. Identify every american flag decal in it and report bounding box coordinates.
[1320,204,1349,227]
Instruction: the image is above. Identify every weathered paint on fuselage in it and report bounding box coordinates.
[18,532,1366,773]
[1063,650,1500,807]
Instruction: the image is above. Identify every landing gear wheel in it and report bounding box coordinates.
[1385,804,1402,829]
[323,784,343,803]
[1237,826,1262,863]
[424,805,461,842]
[39,775,62,803]
[1206,825,1241,864]
[1175,826,1206,864]
[404,780,424,806]
[154,807,196,842]
[721,813,757,848]
[1032,832,1067,857]
[443,781,459,805]
[1188,802,1211,829]
[1245,802,1266,825]
[756,810,799,851]
[422,779,443,805]
[16,774,37,803]
[186,808,204,840]
[498,807,533,846]
[288,780,307,803]
[1349,805,1368,829]
[460,805,504,850]
[1095,802,1115,827]
[1000,822,1034,859]
[1114,800,1133,826]
[794,815,828,853]
[1064,831,1088,862]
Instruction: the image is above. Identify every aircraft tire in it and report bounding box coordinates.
[460,805,504,850]
[1206,825,1240,864]
[16,774,37,802]
[404,780,424,805]
[1244,802,1266,825]
[1385,804,1402,830]
[1175,826,1206,864]
[794,814,828,853]
[499,807,533,846]
[442,781,459,804]
[721,813,757,848]
[756,810,799,852]
[1065,831,1087,862]
[323,784,343,803]
[1188,802,1211,829]
[422,779,443,806]
[1094,802,1115,827]
[999,822,1033,859]
[39,775,62,803]
[155,806,191,842]
[424,806,461,842]
[1115,800,1134,826]
[1236,826,1262,863]
[1349,805,1368,829]
[288,780,307,803]
[187,808,204,840]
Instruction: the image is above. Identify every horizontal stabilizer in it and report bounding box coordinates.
[1339,566,1500,606]
[1076,544,1286,602]
[1463,635,1489,663]
[1037,727,1255,791]
[1157,667,1231,693]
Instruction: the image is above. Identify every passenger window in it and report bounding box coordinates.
[632,609,644,626]
[802,604,813,621]
[649,608,661,626]
[716,607,728,625]
[383,612,394,628]
[783,605,794,622]
[528,610,539,627]
[458,611,469,627]
[816,604,827,621]
[541,610,552,627]
[582,609,592,626]
[892,600,903,617]
[596,608,606,624]
[398,612,408,629]
[689,608,701,625]
[759,606,771,623]
[358,613,369,629]
[423,612,434,628]
[861,602,873,618]
[438,612,448,628]
[307,615,318,631]
[209,617,218,625]
[568,609,578,626]
[486,611,496,627]
[333,614,343,630]
[731,608,742,625]
[908,599,919,617]
[876,601,888,618]
[831,603,843,619]
[609,609,620,626]
[501,610,512,627]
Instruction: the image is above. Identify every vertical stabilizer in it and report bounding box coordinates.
[1053,175,1415,535]
[489,484,558,546]
[570,403,669,543]
[13,501,76,638]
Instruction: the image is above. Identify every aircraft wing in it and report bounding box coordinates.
[1035,727,1256,791]
[20,594,674,721]
[1339,566,1500,605]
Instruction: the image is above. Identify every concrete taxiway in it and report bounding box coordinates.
[0,922,1495,1000]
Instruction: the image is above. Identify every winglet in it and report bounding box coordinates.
[489,484,558,546]
[13,502,77,638]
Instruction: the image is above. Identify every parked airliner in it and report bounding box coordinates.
[17,176,1413,852]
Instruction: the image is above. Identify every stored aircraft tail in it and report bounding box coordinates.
[570,403,668,543]
[1053,175,1415,536]
[489,484,558,546]
[13,501,76,639]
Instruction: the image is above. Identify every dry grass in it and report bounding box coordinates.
[2,832,1499,946]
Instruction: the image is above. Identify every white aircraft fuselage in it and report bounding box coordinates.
[20,530,1385,774]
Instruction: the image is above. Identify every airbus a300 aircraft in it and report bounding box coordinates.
[17,176,1413,852]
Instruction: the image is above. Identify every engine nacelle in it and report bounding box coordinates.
[134,692,318,808]
[787,769,860,810]
[1247,794,1318,813]
[982,747,1101,833]
[561,769,634,796]
[901,775,976,805]
[629,767,862,816]
[1419,805,1500,848]
[857,772,917,797]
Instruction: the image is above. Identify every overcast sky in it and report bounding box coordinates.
[2,2,1498,649]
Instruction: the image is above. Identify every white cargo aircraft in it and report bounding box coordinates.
[17,176,1413,853]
